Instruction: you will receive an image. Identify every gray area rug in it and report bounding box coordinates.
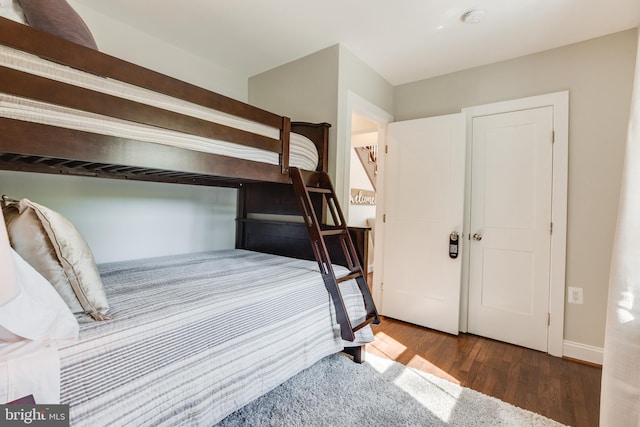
[216,352,565,426]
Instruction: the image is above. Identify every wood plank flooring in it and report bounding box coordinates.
[365,316,602,427]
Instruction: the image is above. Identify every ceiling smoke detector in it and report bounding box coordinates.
[461,9,486,24]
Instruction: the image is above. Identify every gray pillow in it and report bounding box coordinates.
[17,0,98,50]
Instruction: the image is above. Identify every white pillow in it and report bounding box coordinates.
[0,0,27,24]
[0,249,79,344]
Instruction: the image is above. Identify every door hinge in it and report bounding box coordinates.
[552,130,555,144]
[547,313,551,326]
[550,222,553,234]
[385,145,389,154]
[383,214,387,223]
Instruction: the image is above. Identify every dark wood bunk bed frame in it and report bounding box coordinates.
[0,18,379,359]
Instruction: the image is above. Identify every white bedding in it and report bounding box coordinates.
[60,250,372,426]
[0,341,60,405]
[0,45,319,170]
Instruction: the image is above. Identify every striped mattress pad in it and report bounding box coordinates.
[58,249,373,426]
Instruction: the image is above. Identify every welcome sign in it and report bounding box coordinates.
[350,189,376,205]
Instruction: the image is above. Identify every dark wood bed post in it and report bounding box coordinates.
[280,117,291,174]
[342,346,365,364]
[291,122,330,173]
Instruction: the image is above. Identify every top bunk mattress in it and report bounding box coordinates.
[0,45,318,171]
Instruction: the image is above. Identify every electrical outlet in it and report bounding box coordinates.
[568,287,583,304]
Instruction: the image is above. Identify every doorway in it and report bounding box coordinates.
[348,112,379,275]
[344,91,393,302]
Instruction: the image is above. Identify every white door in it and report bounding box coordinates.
[381,113,465,335]
[467,106,554,352]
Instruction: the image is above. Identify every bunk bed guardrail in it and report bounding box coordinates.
[0,17,327,186]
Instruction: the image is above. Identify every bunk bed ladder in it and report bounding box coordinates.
[290,167,380,341]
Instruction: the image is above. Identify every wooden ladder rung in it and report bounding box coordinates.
[336,270,362,283]
[352,314,378,332]
[306,187,331,194]
[320,228,346,236]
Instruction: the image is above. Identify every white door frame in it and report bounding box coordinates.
[461,91,568,357]
[343,91,393,308]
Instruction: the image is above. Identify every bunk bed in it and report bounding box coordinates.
[0,12,378,426]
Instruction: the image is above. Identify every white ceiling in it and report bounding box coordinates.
[73,0,640,86]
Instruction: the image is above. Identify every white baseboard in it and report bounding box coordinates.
[563,340,603,365]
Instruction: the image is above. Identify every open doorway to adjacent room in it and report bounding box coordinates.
[343,91,393,300]
[348,112,379,283]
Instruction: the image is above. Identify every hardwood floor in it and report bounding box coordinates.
[365,316,602,427]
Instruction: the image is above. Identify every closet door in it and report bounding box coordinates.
[467,106,554,352]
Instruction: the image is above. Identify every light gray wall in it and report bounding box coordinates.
[1,4,241,263]
[338,46,395,117]
[249,45,341,178]
[69,1,247,100]
[0,172,236,263]
[249,45,394,206]
[395,28,638,348]
[335,46,394,207]
[249,45,340,122]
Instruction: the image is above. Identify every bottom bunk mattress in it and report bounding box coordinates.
[58,249,373,426]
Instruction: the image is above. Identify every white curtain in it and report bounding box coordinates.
[601,28,640,427]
